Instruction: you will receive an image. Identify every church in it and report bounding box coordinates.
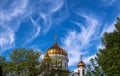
[43,39,86,76]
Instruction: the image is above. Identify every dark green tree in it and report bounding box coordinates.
[85,58,106,76]
[0,56,7,76]
[0,65,3,76]
[0,56,6,76]
[96,18,120,76]
[9,48,41,76]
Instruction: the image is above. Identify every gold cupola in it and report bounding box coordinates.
[78,55,86,67]
[44,42,67,59]
[43,35,68,60]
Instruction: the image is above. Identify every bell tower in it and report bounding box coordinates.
[77,55,86,76]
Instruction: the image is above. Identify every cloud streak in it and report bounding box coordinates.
[62,9,117,67]
[29,16,41,41]
[0,0,28,52]
[0,25,14,53]
[62,11,100,66]
[0,0,68,52]
[102,0,118,6]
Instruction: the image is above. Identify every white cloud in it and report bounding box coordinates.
[66,11,117,67]
[0,0,67,53]
[9,0,28,19]
[0,0,28,53]
[100,20,116,37]
[0,25,14,53]
[96,20,116,53]
[29,16,41,41]
[104,23,115,33]
[40,14,52,34]
[62,11,99,66]
[0,0,28,23]
[97,44,105,49]
[102,0,118,6]
[38,0,65,34]
[49,0,64,13]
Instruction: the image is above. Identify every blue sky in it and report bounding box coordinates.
[0,0,120,71]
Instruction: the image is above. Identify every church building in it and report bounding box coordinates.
[43,39,86,76]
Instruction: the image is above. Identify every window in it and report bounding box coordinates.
[83,69,84,75]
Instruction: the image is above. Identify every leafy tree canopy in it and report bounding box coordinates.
[96,17,120,76]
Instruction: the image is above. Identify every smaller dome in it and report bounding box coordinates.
[78,55,86,67]
[78,61,86,67]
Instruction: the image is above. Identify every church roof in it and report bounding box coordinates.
[43,42,68,60]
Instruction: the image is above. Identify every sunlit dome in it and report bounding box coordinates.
[43,42,68,60]
[78,61,86,67]
[77,55,86,67]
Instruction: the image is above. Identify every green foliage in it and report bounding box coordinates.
[9,48,41,76]
[97,17,120,76]
[86,17,120,76]
[0,48,69,76]
[85,58,106,76]
[0,56,7,76]
[0,56,6,64]
[0,56,6,76]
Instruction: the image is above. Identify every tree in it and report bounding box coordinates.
[96,17,120,76]
[85,58,106,76]
[0,65,3,76]
[0,56,7,76]
[9,48,41,76]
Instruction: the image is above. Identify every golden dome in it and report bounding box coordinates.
[78,55,86,67]
[78,61,86,67]
[44,42,67,59]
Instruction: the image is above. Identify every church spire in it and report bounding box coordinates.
[78,55,86,76]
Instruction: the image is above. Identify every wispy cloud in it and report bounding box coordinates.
[49,0,64,13]
[103,22,115,33]
[0,0,67,52]
[38,0,66,34]
[99,19,116,38]
[40,14,52,34]
[102,0,118,6]
[0,25,14,53]
[62,11,99,66]
[0,0,28,53]
[97,19,116,51]
[97,44,105,49]
[29,16,41,41]
[0,0,28,23]
[63,9,118,67]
